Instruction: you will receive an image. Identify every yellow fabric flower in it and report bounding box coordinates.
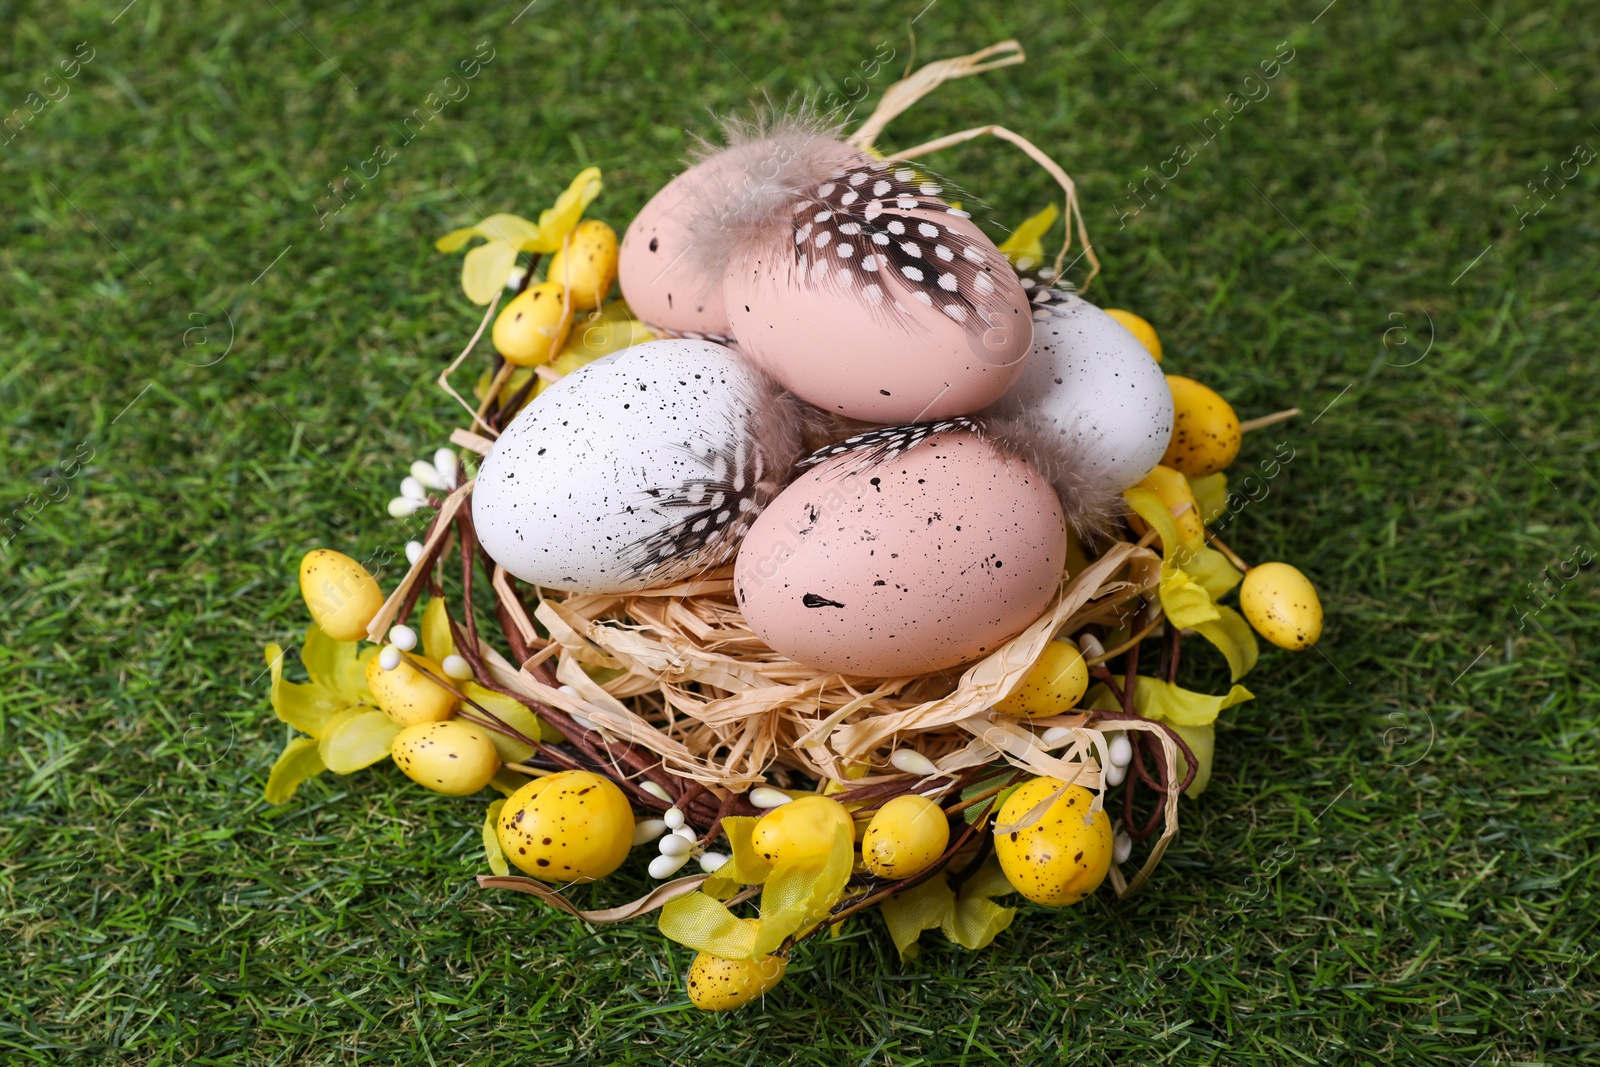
[436,168,604,304]
[1125,487,1258,680]
[998,203,1059,270]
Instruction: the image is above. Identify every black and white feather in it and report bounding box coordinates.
[616,390,806,583]
[683,111,1014,330]
[797,418,980,472]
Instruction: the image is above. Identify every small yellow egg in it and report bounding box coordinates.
[1105,308,1162,362]
[1130,464,1206,547]
[750,795,854,867]
[686,920,787,1011]
[390,719,500,795]
[995,640,1090,717]
[544,219,619,311]
[365,652,457,727]
[497,770,633,882]
[861,795,949,880]
[1162,376,1241,477]
[993,778,1113,907]
[298,549,384,641]
[1240,562,1323,650]
[492,282,573,366]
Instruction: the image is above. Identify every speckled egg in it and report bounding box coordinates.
[390,719,499,795]
[618,164,736,338]
[496,770,634,882]
[983,291,1173,492]
[993,778,1113,907]
[725,167,1034,422]
[733,428,1067,676]
[473,339,803,593]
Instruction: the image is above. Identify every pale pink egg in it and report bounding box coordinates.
[618,164,736,339]
[726,198,1033,422]
[733,429,1066,676]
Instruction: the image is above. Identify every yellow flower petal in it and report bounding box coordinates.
[878,876,953,960]
[463,239,519,306]
[420,598,456,663]
[1190,603,1259,681]
[998,203,1059,268]
[1159,565,1222,630]
[1131,676,1254,727]
[1188,471,1228,524]
[522,167,603,254]
[317,707,401,773]
[265,642,344,738]
[751,824,854,956]
[265,736,327,805]
[658,890,761,959]
[483,798,510,876]
[301,625,376,707]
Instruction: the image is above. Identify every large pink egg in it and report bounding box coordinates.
[724,169,1034,422]
[618,164,735,339]
[733,430,1066,676]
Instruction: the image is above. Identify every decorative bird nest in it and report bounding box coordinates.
[260,41,1320,1008]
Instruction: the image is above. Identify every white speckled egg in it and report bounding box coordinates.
[983,291,1174,492]
[473,339,802,593]
[725,160,1034,422]
[733,428,1066,676]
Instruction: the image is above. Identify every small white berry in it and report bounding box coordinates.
[673,826,696,842]
[400,476,428,503]
[1104,762,1127,787]
[506,265,528,290]
[662,807,684,830]
[890,749,938,776]
[641,781,672,803]
[1108,732,1133,768]
[433,448,459,489]
[404,540,424,566]
[632,819,668,846]
[378,645,402,671]
[409,460,446,491]
[1113,832,1133,864]
[388,624,417,652]
[698,852,729,874]
[647,853,690,880]
[749,786,792,809]
[1040,726,1074,749]
[387,497,423,518]
[658,833,694,857]
[442,654,472,680]
[1077,633,1106,660]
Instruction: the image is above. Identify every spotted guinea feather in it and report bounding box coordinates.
[790,161,1014,331]
[797,417,981,472]
[617,385,806,584]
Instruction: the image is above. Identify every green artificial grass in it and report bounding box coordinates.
[3,0,1597,1062]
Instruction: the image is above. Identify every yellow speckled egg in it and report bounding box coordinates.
[545,219,619,311]
[1129,464,1206,548]
[995,640,1089,717]
[1105,308,1163,362]
[298,549,384,641]
[1240,562,1323,650]
[497,770,633,882]
[861,795,949,879]
[365,653,457,727]
[993,778,1113,907]
[687,920,787,1011]
[1162,376,1241,477]
[390,719,499,795]
[750,795,854,867]
[493,282,573,367]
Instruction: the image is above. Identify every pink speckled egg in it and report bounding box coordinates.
[724,161,1034,423]
[618,164,736,339]
[733,428,1066,676]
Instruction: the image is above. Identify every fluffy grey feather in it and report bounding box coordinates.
[980,409,1126,543]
